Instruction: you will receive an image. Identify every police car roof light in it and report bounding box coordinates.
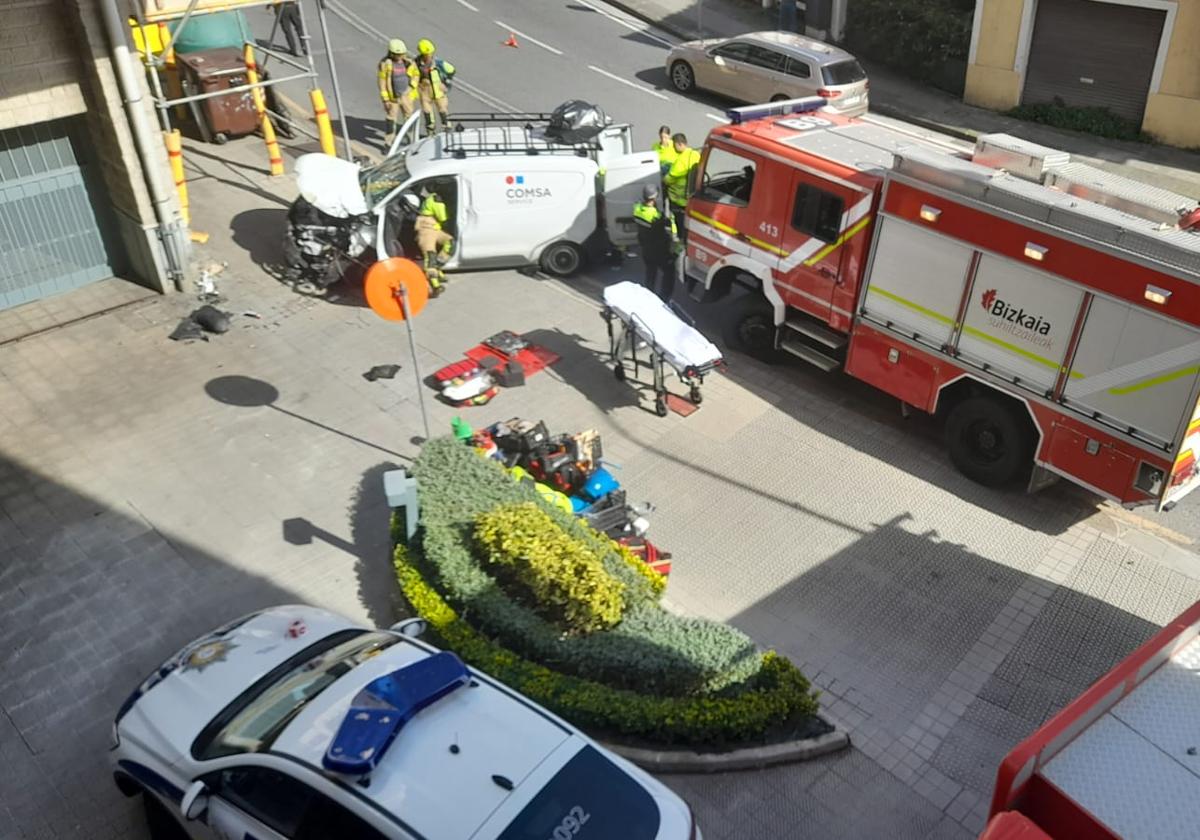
[323,651,471,775]
[725,96,828,125]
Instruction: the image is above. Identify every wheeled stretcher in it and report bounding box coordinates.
[601,281,725,416]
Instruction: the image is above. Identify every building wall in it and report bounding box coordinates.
[963,0,1025,110]
[964,0,1200,148]
[1142,0,1200,146]
[0,0,179,292]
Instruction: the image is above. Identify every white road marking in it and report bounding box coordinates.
[588,65,669,100]
[573,0,676,47]
[705,113,728,122]
[494,21,564,55]
[325,0,519,111]
[456,0,479,9]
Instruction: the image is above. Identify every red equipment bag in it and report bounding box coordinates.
[619,536,672,577]
[433,359,481,384]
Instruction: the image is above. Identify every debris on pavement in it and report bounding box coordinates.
[168,304,234,342]
[168,318,207,343]
[363,364,402,382]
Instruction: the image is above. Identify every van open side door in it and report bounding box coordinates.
[601,151,660,248]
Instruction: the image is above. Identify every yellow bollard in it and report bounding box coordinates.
[243,44,283,177]
[310,88,336,157]
[164,129,189,226]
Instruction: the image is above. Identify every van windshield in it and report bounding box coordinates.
[822,59,867,86]
[360,154,411,208]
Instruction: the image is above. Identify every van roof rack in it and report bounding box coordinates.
[437,111,607,159]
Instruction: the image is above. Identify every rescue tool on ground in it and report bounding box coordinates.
[682,96,1200,509]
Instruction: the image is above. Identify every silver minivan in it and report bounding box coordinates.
[666,31,869,117]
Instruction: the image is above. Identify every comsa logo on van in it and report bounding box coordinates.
[981,288,1053,346]
[505,174,552,202]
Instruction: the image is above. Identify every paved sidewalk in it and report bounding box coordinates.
[1,123,1199,840]
[609,0,1200,196]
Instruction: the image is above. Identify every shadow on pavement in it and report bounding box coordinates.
[205,375,412,460]
[280,462,404,627]
[0,453,316,840]
[521,326,642,414]
[183,143,294,207]
[664,514,1179,839]
[231,207,289,271]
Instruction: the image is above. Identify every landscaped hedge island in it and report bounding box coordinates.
[393,437,822,747]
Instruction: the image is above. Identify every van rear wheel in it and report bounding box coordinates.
[540,242,584,277]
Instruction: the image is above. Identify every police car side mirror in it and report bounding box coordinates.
[391,617,428,638]
[181,780,209,822]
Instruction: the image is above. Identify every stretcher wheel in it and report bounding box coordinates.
[614,365,626,382]
[655,396,668,417]
[690,385,702,405]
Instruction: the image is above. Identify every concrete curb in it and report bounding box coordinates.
[602,726,850,773]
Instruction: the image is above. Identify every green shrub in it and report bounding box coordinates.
[395,542,820,745]
[844,0,972,92]
[411,439,761,695]
[475,502,626,634]
[1006,103,1153,143]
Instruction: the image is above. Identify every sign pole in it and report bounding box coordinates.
[396,284,431,440]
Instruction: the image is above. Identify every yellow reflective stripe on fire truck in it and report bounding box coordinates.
[688,211,790,257]
[1107,366,1200,396]
[868,286,954,325]
[870,286,1083,378]
[802,216,873,267]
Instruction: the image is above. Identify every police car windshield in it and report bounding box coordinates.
[193,630,399,760]
[360,155,411,208]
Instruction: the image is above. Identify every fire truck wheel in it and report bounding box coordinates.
[670,61,696,93]
[722,295,782,363]
[945,395,1033,487]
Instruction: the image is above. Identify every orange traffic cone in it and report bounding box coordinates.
[503,32,519,48]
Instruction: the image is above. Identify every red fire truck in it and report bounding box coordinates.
[981,600,1200,840]
[682,98,1200,508]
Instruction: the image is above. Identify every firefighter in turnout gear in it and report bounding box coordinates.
[410,39,455,134]
[415,189,453,296]
[633,183,679,302]
[378,39,415,148]
[663,132,700,241]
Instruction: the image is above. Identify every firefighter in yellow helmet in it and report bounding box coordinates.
[378,39,415,148]
[415,188,453,296]
[408,38,455,134]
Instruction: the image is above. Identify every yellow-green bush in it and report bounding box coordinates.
[396,542,819,745]
[475,502,625,634]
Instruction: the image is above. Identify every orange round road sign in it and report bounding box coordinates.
[364,258,429,321]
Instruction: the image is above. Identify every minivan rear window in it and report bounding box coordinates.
[497,746,661,840]
[822,59,867,86]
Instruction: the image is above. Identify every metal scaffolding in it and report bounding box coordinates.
[126,0,353,159]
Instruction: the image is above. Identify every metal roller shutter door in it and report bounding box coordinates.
[0,119,116,311]
[1022,0,1164,124]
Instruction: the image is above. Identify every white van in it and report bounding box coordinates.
[296,107,662,278]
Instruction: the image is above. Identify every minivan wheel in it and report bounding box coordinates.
[670,61,695,93]
[540,241,584,277]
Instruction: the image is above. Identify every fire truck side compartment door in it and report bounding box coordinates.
[859,215,972,349]
[956,254,1084,395]
[1163,398,1200,509]
[602,151,661,248]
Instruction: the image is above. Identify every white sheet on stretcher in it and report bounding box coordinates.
[603,281,722,372]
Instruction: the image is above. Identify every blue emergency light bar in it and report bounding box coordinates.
[323,651,470,775]
[725,96,828,125]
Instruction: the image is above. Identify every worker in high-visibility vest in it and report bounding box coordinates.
[651,124,676,177]
[415,189,453,296]
[378,39,415,149]
[632,183,678,302]
[663,132,700,241]
[409,39,456,134]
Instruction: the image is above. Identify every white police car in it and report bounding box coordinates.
[111,605,701,839]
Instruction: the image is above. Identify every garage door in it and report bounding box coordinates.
[1022,0,1164,124]
[0,119,116,311]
